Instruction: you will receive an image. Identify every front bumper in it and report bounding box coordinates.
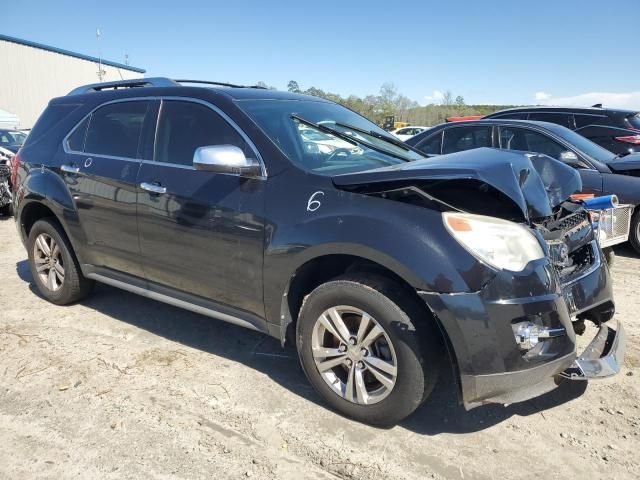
[561,319,625,380]
[419,246,621,409]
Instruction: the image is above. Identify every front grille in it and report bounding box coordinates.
[555,209,589,232]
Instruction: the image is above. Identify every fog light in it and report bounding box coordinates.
[512,321,566,351]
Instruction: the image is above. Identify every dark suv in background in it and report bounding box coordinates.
[11,78,624,425]
[484,106,640,155]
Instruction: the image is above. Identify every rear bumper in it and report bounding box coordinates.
[419,249,619,409]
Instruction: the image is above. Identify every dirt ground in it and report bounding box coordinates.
[0,216,638,480]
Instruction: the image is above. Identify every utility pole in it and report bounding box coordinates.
[96,29,106,81]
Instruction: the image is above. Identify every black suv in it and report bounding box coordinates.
[12,78,624,425]
[484,106,640,156]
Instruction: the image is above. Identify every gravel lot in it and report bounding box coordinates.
[1,215,639,480]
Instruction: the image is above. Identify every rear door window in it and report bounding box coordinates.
[499,127,565,160]
[154,100,252,166]
[528,112,575,129]
[84,101,150,158]
[574,114,607,129]
[442,126,491,154]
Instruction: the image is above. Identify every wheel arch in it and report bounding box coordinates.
[279,252,449,349]
[279,252,463,405]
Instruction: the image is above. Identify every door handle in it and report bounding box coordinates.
[140,182,167,194]
[61,164,80,174]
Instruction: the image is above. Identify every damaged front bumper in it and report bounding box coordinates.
[419,243,624,409]
[560,319,625,380]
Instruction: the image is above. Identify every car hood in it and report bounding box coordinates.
[606,152,640,172]
[332,147,581,222]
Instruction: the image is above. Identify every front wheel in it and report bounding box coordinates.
[296,274,439,425]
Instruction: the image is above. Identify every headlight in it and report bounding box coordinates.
[443,212,545,272]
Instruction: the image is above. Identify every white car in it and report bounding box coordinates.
[391,126,428,141]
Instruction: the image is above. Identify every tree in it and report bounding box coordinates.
[255,81,277,90]
[442,90,454,106]
[287,80,301,93]
[379,82,399,115]
[455,95,465,107]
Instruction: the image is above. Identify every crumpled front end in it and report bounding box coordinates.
[420,202,622,409]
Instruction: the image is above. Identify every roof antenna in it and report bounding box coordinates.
[96,29,105,82]
[592,103,603,108]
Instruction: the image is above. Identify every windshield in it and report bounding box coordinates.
[544,123,616,162]
[237,99,425,175]
[0,130,26,147]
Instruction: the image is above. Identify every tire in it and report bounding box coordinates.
[296,274,439,426]
[630,210,640,255]
[27,218,94,305]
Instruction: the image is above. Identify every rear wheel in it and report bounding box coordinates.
[296,274,439,425]
[27,218,94,304]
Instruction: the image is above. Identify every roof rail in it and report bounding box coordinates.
[174,79,268,89]
[67,77,179,95]
[67,77,269,96]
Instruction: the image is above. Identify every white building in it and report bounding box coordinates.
[0,34,145,128]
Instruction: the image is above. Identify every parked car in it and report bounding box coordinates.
[406,119,640,254]
[12,78,623,425]
[390,126,427,141]
[0,128,27,154]
[298,126,360,155]
[484,106,640,156]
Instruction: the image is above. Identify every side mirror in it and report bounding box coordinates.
[560,151,588,169]
[193,145,261,177]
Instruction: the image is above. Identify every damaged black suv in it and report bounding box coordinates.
[13,78,625,425]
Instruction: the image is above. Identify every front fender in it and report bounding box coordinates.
[262,171,496,328]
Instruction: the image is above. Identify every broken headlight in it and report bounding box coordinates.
[443,212,544,272]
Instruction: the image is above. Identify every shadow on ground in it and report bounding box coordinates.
[16,259,587,435]
[613,244,639,259]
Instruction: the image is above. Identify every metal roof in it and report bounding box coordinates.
[0,33,146,73]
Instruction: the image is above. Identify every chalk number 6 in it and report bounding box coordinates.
[307,191,324,212]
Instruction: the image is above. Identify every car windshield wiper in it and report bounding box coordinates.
[291,115,410,162]
[334,122,414,152]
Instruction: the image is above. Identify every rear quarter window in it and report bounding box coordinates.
[24,104,80,146]
[627,113,640,130]
[415,131,442,155]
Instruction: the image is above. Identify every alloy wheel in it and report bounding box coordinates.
[311,306,398,405]
[33,233,65,292]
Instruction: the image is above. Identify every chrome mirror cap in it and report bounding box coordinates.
[193,145,261,176]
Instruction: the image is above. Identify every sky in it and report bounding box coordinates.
[3,0,639,108]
